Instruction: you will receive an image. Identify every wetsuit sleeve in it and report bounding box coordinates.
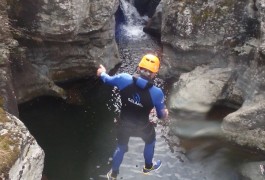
[150,87,166,119]
[100,72,132,90]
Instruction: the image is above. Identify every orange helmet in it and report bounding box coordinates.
[138,54,160,73]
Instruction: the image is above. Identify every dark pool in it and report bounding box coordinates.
[19,79,118,180]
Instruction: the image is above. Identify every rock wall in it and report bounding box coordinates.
[169,66,235,113]
[163,0,265,154]
[8,0,120,103]
[0,0,18,116]
[160,0,259,76]
[258,0,265,56]
[0,1,44,179]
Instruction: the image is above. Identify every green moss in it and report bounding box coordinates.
[0,108,8,123]
[191,7,213,24]
[0,107,19,175]
[177,0,235,26]
[220,0,234,8]
[0,134,19,175]
[0,96,4,107]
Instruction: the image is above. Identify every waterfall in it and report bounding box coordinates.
[119,0,148,39]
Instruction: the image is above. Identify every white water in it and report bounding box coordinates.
[119,0,148,39]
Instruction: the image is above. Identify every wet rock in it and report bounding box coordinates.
[239,161,265,180]
[11,51,66,104]
[143,27,161,39]
[257,0,265,58]
[7,0,120,102]
[222,102,265,151]
[169,66,233,113]
[160,0,260,77]
[170,118,223,139]
[0,108,44,180]
[222,64,265,151]
[260,43,265,57]
[163,0,265,157]
[0,1,44,179]
[0,0,18,116]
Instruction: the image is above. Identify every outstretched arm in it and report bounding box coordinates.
[96,64,133,90]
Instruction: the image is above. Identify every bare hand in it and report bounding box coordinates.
[97,64,106,76]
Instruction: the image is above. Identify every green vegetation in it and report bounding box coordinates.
[0,107,8,123]
[0,134,19,175]
[0,108,19,175]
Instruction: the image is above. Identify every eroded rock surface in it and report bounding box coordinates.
[160,0,260,77]
[8,0,120,103]
[169,66,234,113]
[163,0,265,153]
[0,108,44,180]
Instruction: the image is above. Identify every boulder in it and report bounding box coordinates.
[239,161,265,180]
[160,0,260,77]
[0,108,44,180]
[169,66,234,113]
[7,0,120,103]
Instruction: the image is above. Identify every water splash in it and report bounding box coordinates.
[119,0,148,39]
[120,0,145,26]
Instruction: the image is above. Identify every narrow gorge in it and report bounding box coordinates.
[1,0,265,180]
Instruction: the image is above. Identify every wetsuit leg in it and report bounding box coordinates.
[112,144,128,172]
[140,123,156,168]
[144,140,155,168]
[112,123,130,172]
[141,123,156,144]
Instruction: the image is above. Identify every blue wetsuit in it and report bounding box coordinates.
[100,72,166,173]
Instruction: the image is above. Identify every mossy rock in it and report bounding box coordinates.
[0,134,19,175]
[0,107,8,123]
[0,109,19,176]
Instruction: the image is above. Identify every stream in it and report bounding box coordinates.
[18,1,265,180]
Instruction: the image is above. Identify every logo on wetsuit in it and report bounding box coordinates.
[128,93,143,107]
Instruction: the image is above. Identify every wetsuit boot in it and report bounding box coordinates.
[143,160,162,174]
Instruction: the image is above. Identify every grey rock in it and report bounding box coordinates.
[169,66,233,113]
[0,112,45,180]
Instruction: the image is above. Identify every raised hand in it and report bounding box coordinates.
[97,64,106,76]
